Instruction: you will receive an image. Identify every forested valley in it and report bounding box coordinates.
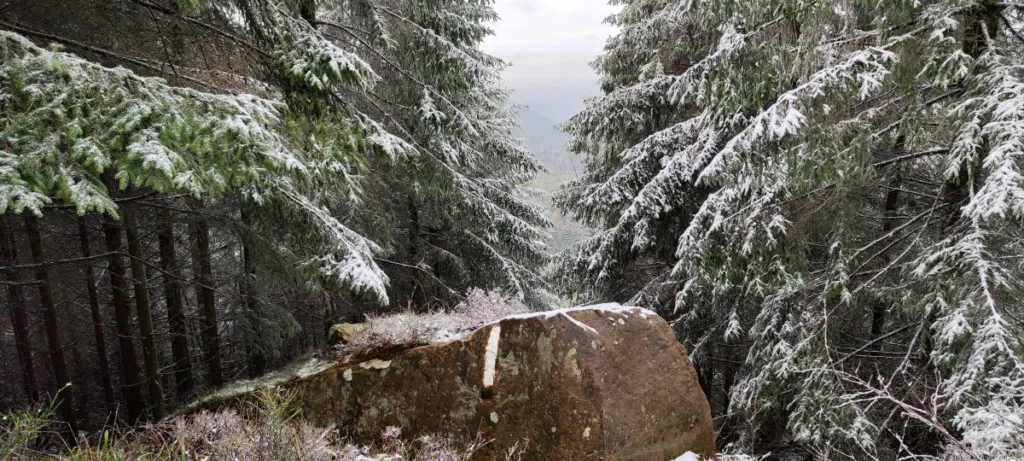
[1,0,1024,460]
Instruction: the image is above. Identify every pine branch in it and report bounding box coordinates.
[128,0,268,57]
[0,20,230,93]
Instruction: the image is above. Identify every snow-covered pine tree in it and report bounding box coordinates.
[554,0,718,307]
[560,0,1024,458]
[317,0,552,309]
[1,0,548,426]
[0,0,406,419]
[0,0,408,299]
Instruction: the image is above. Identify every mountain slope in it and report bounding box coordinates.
[515,105,592,252]
[516,106,579,175]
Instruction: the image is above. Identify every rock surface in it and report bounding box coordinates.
[195,305,715,460]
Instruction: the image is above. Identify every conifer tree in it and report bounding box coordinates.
[76,217,116,412]
[318,0,552,308]
[0,216,39,403]
[23,215,78,434]
[124,210,165,420]
[560,0,1024,457]
[1,0,548,425]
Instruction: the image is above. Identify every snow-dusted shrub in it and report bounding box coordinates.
[343,289,530,351]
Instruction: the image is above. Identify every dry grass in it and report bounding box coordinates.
[3,388,521,460]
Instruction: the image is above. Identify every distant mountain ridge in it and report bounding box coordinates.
[514,105,592,252]
[515,106,580,175]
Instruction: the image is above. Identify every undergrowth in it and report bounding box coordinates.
[1,388,521,460]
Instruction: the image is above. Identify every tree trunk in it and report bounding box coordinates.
[124,210,165,420]
[240,210,265,378]
[102,213,146,423]
[192,215,223,387]
[156,209,193,399]
[77,217,116,413]
[869,137,905,352]
[407,194,427,311]
[0,215,40,403]
[23,215,78,435]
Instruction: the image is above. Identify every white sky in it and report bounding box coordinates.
[482,0,618,122]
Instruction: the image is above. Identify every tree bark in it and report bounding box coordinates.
[407,194,427,311]
[192,215,223,387]
[870,137,905,352]
[156,209,193,399]
[77,217,117,414]
[124,210,165,420]
[0,215,40,403]
[102,213,146,423]
[23,215,79,435]
[240,210,265,378]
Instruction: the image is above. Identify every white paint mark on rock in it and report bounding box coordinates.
[483,325,501,388]
[671,452,700,461]
[560,312,598,335]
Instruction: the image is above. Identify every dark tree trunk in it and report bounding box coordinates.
[870,137,905,352]
[156,209,193,399]
[23,215,79,435]
[407,194,427,310]
[719,350,739,446]
[102,214,146,423]
[124,210,165,420]
[240,211,265,378]
[0,215,40,403]
[77,217,116,413]
[192,216,223,387]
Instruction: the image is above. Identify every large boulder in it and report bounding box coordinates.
[199,305,715,460]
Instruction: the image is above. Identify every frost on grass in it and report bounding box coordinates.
[339,289,530,353]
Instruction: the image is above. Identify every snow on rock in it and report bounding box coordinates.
[501,303,657,336]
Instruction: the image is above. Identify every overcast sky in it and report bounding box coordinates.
[481,0,618,123]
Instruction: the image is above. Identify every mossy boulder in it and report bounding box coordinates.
[191,305,715,460]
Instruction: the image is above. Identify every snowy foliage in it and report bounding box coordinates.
[0,28,398,302]
[319,0,552,307]
[559,0,1024,458]
[1,0,545,310]
[343,289,530,350]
